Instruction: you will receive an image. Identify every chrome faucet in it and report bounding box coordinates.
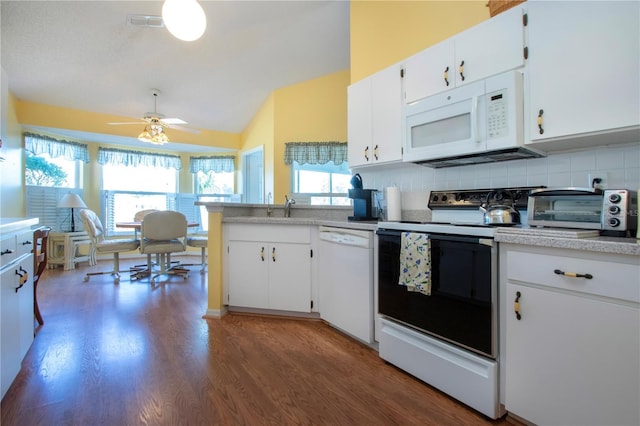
[266,192,273,217]
[284,195,296,218]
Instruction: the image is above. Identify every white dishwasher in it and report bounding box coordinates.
[317,226,374,344]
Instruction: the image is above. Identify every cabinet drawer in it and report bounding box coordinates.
[0,235,17,269]
[507,249,640,303]
[226,224,310,244]
[16,230,35,257]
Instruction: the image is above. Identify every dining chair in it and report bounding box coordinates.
[131,209,160,275]
[183,234,208,273]
[80,209,140,284]
[138,210,189,284]
[33,226,51,326]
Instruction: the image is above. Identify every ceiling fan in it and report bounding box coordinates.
[108,89,200,144]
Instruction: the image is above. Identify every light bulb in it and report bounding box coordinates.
[162,0,206,42]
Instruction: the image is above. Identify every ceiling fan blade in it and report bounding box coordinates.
[108,121,147,125]
[162,117,188,125]
[167,124,201,134]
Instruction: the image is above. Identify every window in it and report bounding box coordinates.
[291,161,351,205]
[284,142,349,205]
[190,155,236,230]
[99,147,184,235]
[24,133,90,231]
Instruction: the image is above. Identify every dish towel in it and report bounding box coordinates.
[398,232,432,296]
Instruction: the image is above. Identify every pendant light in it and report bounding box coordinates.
[162,0,206,42]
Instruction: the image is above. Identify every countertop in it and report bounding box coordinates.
[0,217,40,235]
[223,216,379,231]
[495,227,640,256]
[202,203,639,255]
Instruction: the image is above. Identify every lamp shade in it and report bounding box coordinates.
[162,0,206,42]
[58,193,87,209]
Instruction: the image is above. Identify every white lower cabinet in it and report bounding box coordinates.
[226,224,312,313]
[502,244,640,426]
[1,224,35,399]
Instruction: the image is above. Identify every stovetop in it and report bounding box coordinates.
[378,186,543,237]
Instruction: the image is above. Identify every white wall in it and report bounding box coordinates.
[358,143,640,212]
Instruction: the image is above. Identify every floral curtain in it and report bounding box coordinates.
[284,142,348,165]
[97,147,182,170]
[24,132,90,163]
[189,155,235,173]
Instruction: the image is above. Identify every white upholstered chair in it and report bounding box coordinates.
[139,210,189,284]
[184,235,208,273]
[80,209,140,284]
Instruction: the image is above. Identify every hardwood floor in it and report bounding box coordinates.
[2,258,517,425]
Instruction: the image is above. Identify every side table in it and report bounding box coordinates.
[48,231,95,270]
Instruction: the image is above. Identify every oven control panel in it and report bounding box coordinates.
[428,186,544,209]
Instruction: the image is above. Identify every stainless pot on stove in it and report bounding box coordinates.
[480,190,521,225]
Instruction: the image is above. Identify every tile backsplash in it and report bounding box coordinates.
[357,142,640,211]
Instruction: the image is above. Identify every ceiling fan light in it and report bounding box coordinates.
[162,0,206,42]
[138,128,152,142]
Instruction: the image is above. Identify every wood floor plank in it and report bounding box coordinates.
[1,257,520,425]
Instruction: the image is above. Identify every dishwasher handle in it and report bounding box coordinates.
[318,226,373,249]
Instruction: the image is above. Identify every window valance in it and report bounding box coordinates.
[284,142,348,166]
[24,132,90,163]
[189,155,235,173]
[98,147,182,170]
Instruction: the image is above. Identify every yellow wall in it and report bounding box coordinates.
[272,70,350,200]
[350,0,489,83]
[16,100,242,151]
[239,69,350,202]
[240,94,275,200]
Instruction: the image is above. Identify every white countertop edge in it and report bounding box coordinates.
[0,217,40,235]
[222,216,378,231]
[495,231,640,256]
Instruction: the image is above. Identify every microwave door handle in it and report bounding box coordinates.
[471,96,480,143]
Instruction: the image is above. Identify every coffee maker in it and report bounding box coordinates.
[348,174,379,221]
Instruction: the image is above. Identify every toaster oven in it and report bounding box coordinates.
[527,188,638,236]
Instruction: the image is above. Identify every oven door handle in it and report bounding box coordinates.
[376,229,488,245]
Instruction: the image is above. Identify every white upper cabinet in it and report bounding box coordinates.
[524,0,640,148]
[348,63,403,168]
[404,5,525,103]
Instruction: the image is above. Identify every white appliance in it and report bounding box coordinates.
[318,226,374,344]
[403,70,543,167]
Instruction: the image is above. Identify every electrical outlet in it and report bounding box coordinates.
[588,173,607,189]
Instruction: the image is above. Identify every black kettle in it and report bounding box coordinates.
[350,173,363,189]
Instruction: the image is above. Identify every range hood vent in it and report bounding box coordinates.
[414,147,545,168]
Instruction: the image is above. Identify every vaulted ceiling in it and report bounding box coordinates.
[1,1,350,150]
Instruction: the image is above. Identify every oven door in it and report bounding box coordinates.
[377,229,497,358]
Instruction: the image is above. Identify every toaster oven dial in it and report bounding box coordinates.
[608,193,622,203]
[608,205,621,215]
[608,218,621,227]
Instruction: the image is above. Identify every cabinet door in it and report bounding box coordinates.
[454,5,524,87]
[526,1,640,143]
[268,243,311,313]
[371,65,403,164]
[505,283,640,426]
[347,78,373,167]
[1,255,33,399]
[227,241,268,309]
[404,39,454,103]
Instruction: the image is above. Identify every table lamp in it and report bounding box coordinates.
[58,193,87,232]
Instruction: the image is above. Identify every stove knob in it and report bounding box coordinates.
[432,195,439,202]
[608,218,621,227]
[608,205,621,215]
[609,193,622,204]
[442,195,448,202]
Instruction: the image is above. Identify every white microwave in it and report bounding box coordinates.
[403,70,543,167]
